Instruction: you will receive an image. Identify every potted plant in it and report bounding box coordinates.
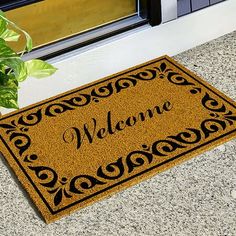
[0,10,57,116]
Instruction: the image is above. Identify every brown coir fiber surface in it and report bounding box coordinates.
[0,55,235,223]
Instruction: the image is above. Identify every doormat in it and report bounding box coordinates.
[0,55,236,223]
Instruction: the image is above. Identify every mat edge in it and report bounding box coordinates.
[0,54,236,223]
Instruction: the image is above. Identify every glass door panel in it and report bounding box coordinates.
[5,0,136,51]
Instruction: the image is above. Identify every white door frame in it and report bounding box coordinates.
[161,0,178,23]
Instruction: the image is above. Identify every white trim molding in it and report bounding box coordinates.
[161,0,177,23]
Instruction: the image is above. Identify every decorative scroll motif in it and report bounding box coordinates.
[27,106,236,206]
[0,61,196,124]
[0,60,235,208]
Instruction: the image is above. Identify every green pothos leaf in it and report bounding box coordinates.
[0,63,5,73]
[0,10,33,52]
[0,39,18,61]
[0,71,18,88]
[0,71,9,86]
[25,59,57,78]
[0,10,56,111]
[0,29,20,42]
[0,71,19,109]
[0,10,7,36]
[24,32,33,52]
[3,58,27,82]
[0,87,18,109]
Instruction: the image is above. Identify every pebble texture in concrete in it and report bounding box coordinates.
[0,31,236,236]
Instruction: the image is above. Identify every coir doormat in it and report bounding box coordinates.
[0,55,236,223]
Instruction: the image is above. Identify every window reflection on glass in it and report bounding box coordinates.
[5,0,136,51]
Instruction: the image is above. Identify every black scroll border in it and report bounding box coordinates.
[0,57,235,215]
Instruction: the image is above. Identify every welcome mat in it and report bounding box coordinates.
[0,55,236,223]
